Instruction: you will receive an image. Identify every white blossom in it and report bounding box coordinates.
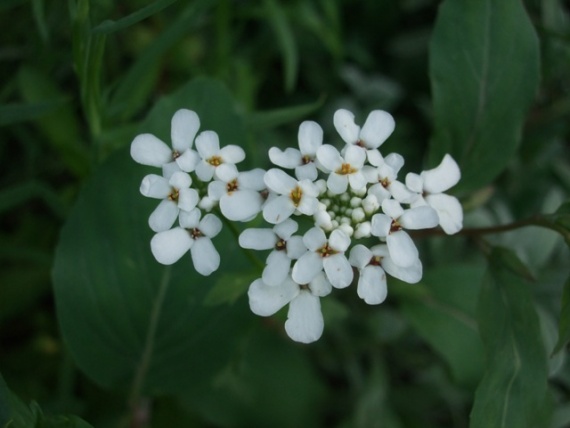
[406,154,463,234]
[316,144,367,194]
[263,169,319,224]
[194,130,246,182]
[208,164,265,221]
[371,199,438,268]
[140,171,199,232]
[150,208,222,275]
[268,120,323,181]
[349,244,422,305]
[292,227,353,289]
[248,273,332,343]
[334,109,395,150]
[130,109,201,177]
[239,219,306,286]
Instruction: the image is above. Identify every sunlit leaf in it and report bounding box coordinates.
[470,247,549,428]
[429,0,540,192]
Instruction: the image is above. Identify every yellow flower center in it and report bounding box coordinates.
[290,186,303,206]
[336,163,356,175]
[207,155,223,166]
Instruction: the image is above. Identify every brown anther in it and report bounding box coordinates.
[299,283,310,291]
[190,228,203,239]
[390,220,402,233]
[290,186,303,206]
[317,243,338,258]
[380,177,390,188]
[207,155,222,166]
[172,150,181,160]
[356,139,365,148]
[275,239,287,251]
[168,188,180,202]
[369,255,383,266]
[301,155,313,165]
[260,189,270,200]
[226,178,239,193]
[336,163,356,175]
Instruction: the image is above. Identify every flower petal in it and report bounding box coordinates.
[357,265,387,304]
[248,277,298,316]
[370,213,392,238]
[140,174,170,199]
[195,130,220,159]
[178,207,201,228]
[381,198,404,219]
[273,218,298,240]
[285,291,324,343]
[359,110,395,149]
[344,145,366,167]
[220,190,262,221]
[327,173,348,195]
[382,256,422,284]
[421,154,461,193]
[239,168,267,191]
[329,229,350,252]
[178,188,199,212]
[169,171,192,189]
[348,172,367,192]
[323,254,353,288]
[302,227,327,251]
[195,162,215,182]
[298,120,323,155]
[150,227,193,265]
[262,195,296,224]
[269,147,302,168]
[292,251,323,285]
[399,205,439,230]
[263,250,292,287]
[171,109,200,151]
[349,244,373,269]
[176,149,200,172]
[191,237,220,276]
[239,228,277,250]
[131,134,172,166]
[316,144,342,171]
[386,230,418,268]
[219,145,246,164]
[286,236,307,259]
[309,272,332,297]
[295,163,318,181]
[199,213,222,237]
[425,193,463,234]
[149,199,178,232]
[333,109,360,145]
[264,168,297,195]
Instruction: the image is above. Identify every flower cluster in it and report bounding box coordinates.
[131,108,463,344]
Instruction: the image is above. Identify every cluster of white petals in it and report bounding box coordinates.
[132,108,463,344]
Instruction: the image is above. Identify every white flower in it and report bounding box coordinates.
[406,154,463,234]
[262,169,319,224]
[316,144,367,194]
[194,130,246,182]
[292,227,353,289]
[208,164,265,221]
[268,120,323,181]
[239,219,306,286]
[333,109,395,150]
[140,171,199,232]
[150,208,222,275]
[363,152,414,204]
[371,199,438,268]
[130,109,201,177]
[349,244,422,305]
[247,273,332,343]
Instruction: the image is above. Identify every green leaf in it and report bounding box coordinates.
[263,0,298,92]
[91,0,179,34]
[246,96,325,131]
[429,0,540,192]
[552,275,570,354]
[0,100,67,126]
[470,247,549,428]
[53,78,252,395]
[399,264,485,388]
[107,0,212,122]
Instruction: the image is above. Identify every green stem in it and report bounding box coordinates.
[217,209,265,270]
[128,266,172,426]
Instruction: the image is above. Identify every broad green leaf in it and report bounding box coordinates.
[429,0,540,192]
[470,247,549,428]
[399,264,485,388]
[92,0,179,34]
[263,0,298,92]
[552,275,570,354]
[0,100,67,127]
[53,79,252,395]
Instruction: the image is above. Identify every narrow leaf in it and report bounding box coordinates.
[470,247,549,428]
[0,100,67,126]
[263,0,298,92]
[92,0,179,34]
[246,96,324,131]
[429,0,540,192]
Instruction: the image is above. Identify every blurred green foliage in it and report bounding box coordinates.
[1,0,569,427]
